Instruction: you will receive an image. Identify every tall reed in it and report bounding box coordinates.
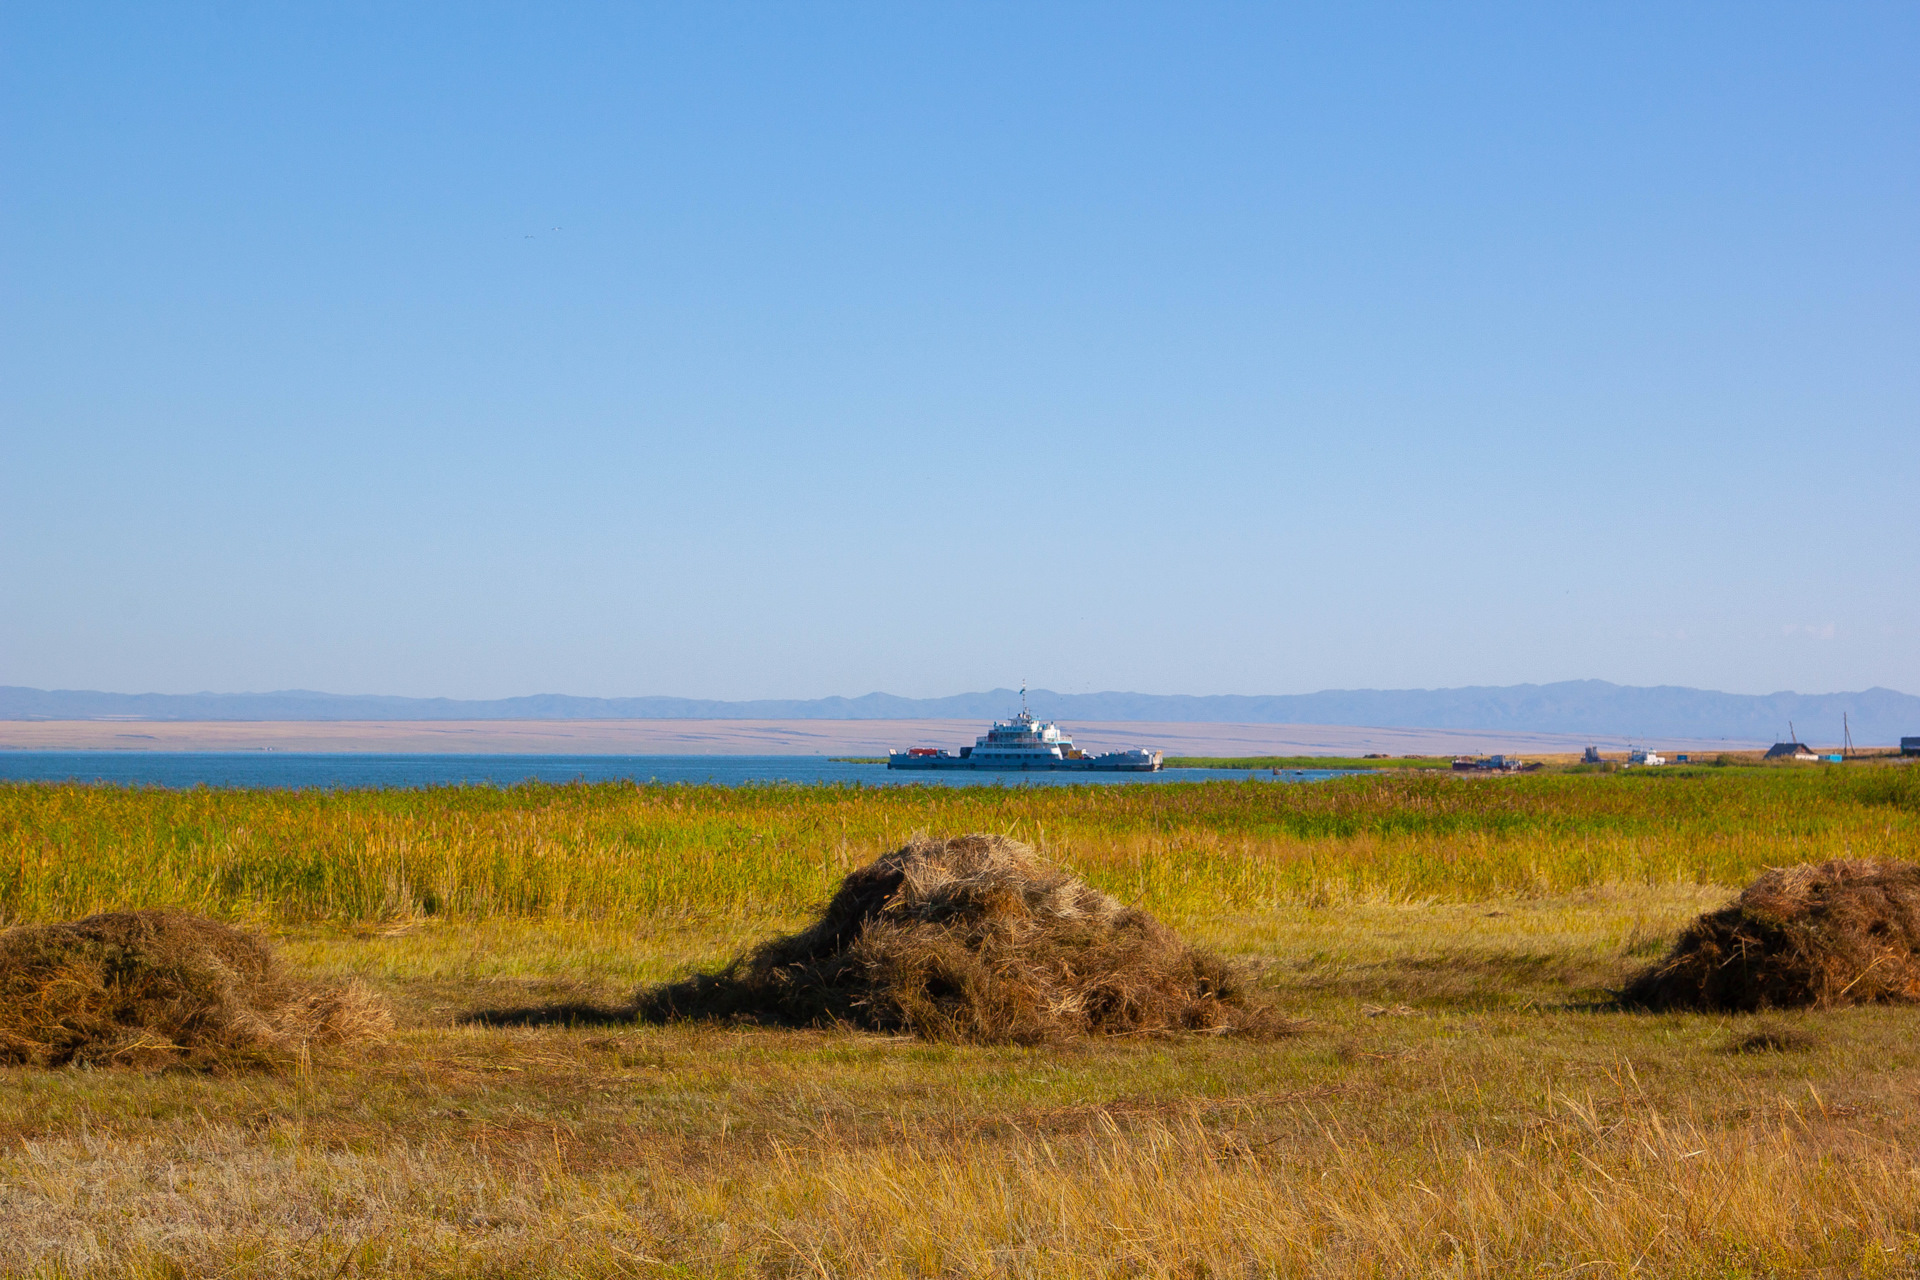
[2,767,1914,924]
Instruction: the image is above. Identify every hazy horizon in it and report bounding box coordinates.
[7,680,1916,747]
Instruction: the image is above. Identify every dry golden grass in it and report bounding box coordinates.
[0,768,1917,1276]
[0,888,1913,1277]
[10,1088,1915,1278]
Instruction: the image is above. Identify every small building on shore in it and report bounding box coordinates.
[1764,741,1819,761]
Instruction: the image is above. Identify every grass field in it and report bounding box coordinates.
[4,764,1920,1277]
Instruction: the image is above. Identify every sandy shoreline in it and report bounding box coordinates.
[0,719,1767,757]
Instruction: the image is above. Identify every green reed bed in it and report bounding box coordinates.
[1,766,1915,925]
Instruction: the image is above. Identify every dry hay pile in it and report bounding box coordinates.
[0,909,391,1070]
[1624,859,1920,1011]
[636,834,1288,1043]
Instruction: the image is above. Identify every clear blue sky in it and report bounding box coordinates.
[3,4,1915,701]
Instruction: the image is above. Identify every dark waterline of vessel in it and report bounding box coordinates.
[0,752,1358,791]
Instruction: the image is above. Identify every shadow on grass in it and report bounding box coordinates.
[460,1002,640,1028]
[1725,1021,1820,1053]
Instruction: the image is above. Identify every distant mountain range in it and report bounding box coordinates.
[3,681,1916,744]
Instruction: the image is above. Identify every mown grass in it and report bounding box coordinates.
[2,765,1915,926]
[5,765,1920,1277]
[8,891,1920,1278]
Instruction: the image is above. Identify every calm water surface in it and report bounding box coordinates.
[0,753,1356,790]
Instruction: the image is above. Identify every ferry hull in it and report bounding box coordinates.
[887,754,1162,773]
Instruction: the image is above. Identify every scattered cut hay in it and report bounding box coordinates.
[636,834,1290,1043]
[0,909,391,1071]
[1623,859,1920,1012]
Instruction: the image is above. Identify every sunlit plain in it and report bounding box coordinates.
[3,765,1919,1276]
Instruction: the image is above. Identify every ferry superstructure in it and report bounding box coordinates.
[887,694,1162,772]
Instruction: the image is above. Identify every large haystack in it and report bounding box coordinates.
[636,834,1289,1043]
[0,909,391,1070]
[1623,860,1920,1011]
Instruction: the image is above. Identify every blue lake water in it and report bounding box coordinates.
[0,752,1357,790]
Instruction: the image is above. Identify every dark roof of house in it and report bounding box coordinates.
[1763,741,1813,758]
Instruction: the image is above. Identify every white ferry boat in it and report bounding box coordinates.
[887,693,1163,772]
